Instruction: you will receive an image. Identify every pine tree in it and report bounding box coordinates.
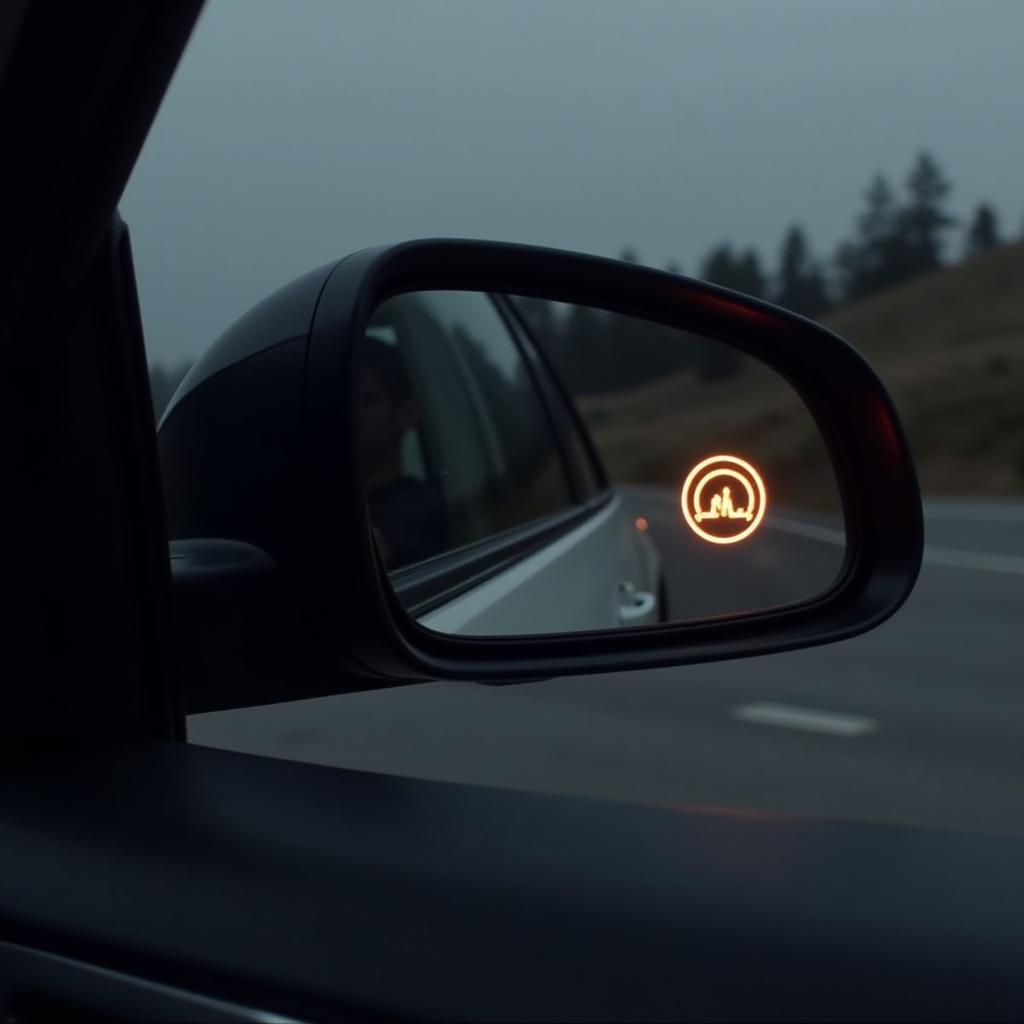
[964,203,1000,258]
[860,174,901,292]
[736,249,767,299]
[700,245,766,299]
[700,245,738,289]
[835,174,905,301]
[697,245,746,380]
[901,150,955,275]
[774,225,830,317]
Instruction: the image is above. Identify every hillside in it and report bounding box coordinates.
[822,241,1024,494]
[578,242,1024,499]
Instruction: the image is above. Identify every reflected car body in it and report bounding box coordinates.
[420,489,663,635]
[369,290,664,634]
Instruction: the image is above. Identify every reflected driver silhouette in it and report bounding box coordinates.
[360,338,445,569]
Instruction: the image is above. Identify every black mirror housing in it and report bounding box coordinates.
[159,240,922,712]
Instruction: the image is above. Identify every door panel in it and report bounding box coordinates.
[421,494,642,636]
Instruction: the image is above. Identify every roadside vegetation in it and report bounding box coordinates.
[150,151,1024,494]
[519,152,1024,497]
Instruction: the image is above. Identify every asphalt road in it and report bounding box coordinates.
[621,483,848,622]
[190,493,1024,838]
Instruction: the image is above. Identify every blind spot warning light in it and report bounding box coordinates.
[681,455,767,545]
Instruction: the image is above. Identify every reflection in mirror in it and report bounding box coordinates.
[358,290,846,637]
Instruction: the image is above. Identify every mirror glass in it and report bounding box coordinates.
[358,290,846,636]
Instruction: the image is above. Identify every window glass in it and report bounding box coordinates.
[504,295,604,501]
[565,425,602,499]
[144,3,1024,841]
[363,291,572,569]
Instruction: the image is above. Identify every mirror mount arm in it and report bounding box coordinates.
[170,540,408,714]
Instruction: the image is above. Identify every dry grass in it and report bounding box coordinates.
[823,241,1024,494]
[579,242,1024,497]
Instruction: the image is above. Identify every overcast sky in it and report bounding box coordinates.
[122,0,1024,366]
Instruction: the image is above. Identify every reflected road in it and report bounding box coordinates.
[622,484,845,620]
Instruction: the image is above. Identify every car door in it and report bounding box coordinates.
[365,288,660,634]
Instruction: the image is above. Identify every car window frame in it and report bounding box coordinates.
[385,291,613,615]
[496,294,610,497]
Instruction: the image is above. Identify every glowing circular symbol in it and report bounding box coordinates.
[680,455,767,545]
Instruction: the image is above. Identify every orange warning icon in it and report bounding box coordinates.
[681,455,766,544]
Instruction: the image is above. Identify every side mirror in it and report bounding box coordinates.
[159,241,922,713]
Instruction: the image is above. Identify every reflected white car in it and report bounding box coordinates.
[366,289,664,636]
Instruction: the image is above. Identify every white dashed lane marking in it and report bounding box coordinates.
[732,702,879,737]
[768,516,1024,576]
